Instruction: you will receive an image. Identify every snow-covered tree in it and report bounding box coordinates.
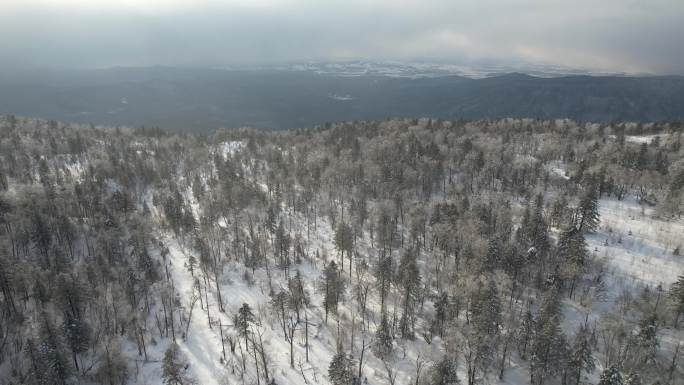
[328,351,355,385]
[162,342,193,385]
[323,260,344,323]
[398,248,421,339]
[597,365,623,385]
[530,289,568,385]
[234,303,255,350]
[429,355,459,385]
[575,186,600,233]
[566,323,595,385]
[373,313,393,359]
[669,275,684,328]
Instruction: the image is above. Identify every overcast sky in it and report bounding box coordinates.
[1,0,683,74]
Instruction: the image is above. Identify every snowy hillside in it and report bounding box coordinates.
[589,197,683,286]
[0,116,682,385]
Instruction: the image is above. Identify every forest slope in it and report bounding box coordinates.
[0,116,683,385]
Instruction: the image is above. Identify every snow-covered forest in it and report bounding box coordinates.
[0,115,682,385]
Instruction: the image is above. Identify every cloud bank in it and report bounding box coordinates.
[1,0,683,74]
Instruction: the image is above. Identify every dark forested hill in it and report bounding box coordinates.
[0,67,683,132]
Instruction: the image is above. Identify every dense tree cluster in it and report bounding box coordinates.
[0,115,682,385]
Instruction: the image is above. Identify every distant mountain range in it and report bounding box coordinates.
[251,60,634,79]
[0,66,682,131]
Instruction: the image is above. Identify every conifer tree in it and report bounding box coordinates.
[597,365,623,385]
[556,227,589,297]
[575,187,600,233]
[329,351,355,385]
[530,289,568,385]
[634,312,659,366]
[668,275,684,328]
[162,342,192,385]
[38,316,72,385]
[288,270,309,322]
[373,313,393,359]
[531,196,551,256]
[192,174,204,201]
[334,221,353,274]
[624,372,642,385]
[431,292,450,338]
[517,309,535,359]
[63,315,91,371]
[235,303,255,350]
[323,261,343,323]
[464,278,501,385]
[375,253,394,312]
[398,249,421,339]
[567,323,595,385]
[429,355,459,385]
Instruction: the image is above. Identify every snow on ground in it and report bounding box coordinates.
[121,330,170,385]
[587,196,684,288]
[163,238,231,385]
[157,232,343,385]
[220,141,244,158]
[625,134,669,144]
[63,159,85,179]
[142,180,342,385]
[545,161,570,180]
[149,183,450,385]
[607,134,669,144]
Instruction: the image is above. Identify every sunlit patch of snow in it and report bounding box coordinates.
[587,197,684,288]
[545,161,570,180]
[514,154,538,164]
[220,141,244,158]
[551,168,570,179]
[607,134,669,144]
[625,134,668,144]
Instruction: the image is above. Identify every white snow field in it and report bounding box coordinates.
[588,197,683,288]
[625,134,670,144]
[607,133,670,145]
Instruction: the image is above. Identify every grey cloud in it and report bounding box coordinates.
[1,0,683,74]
